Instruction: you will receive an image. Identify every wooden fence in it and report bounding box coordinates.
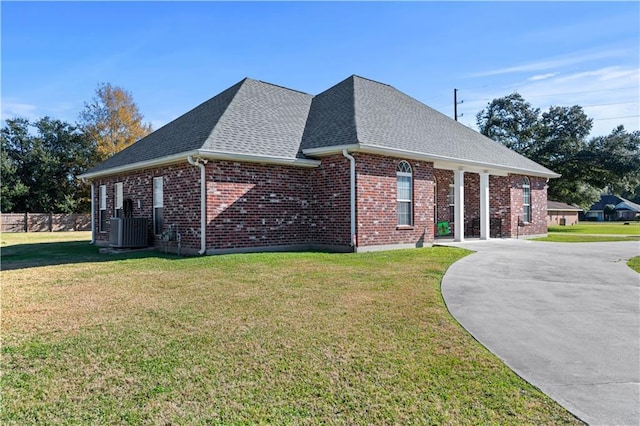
[0,213,91,232]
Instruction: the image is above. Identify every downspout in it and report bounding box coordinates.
[342,149,357,249]
[83,178,95,244]
[187,156,208,255]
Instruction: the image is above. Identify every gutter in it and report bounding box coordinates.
[89,181,95,244]
[79,150,321,181]
[81,177,95,244]
[342,149,357,248]
[187,155,208,255]
[304,144,560,179]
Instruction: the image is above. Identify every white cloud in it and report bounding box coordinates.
[1,101,38,121]
[529,73,558,81]
[469,49,627,78]
[454,65,639,137]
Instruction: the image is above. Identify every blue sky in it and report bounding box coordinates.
[2,1,638,137]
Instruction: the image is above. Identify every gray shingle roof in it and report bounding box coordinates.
[589,195,640,212]
[85,78,313,175]
[302,75,557,176]
[82,75,558,178]
[548,200,582,211]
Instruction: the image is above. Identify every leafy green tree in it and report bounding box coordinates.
[1,117,97,213]
[79,83,152,160]
[0,143,28,212]
[603,204,617,222]
[476,93,540,156]
[585,126,640,194]
[534,105,597,208]
[476,95,639,210]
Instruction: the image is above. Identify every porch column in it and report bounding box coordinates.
[454,169,465,242]
[480,172,490,240]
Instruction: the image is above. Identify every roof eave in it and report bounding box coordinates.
[78,150,320,180]
[303,144,561,179]
[196,150,320,168]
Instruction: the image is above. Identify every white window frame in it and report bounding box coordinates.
[99,185,107,232]
[523,176,531,223]
[153,176,164,235]
[114,182,123,218]
[396,161,413,226]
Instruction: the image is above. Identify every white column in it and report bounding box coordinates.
[480,172,490,240]
[454,169,465,242]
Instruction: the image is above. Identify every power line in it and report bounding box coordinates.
[578,100,639,108]
[524,87,639,99]
[460,86,639,103]
[592,115,640,121]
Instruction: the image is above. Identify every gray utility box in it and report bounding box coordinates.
[109,218,148,248]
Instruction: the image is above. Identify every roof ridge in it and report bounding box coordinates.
[252,78,312,96]
[350,74,393,88]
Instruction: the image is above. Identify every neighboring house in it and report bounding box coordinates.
[585,195,640,221]
[547,201,582,226]
[79,75,559,255]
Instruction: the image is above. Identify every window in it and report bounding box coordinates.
[397,161,412,226]
[153,176,164,235]
[523,176,531,223]
[114,182,123,218]
[99,185,107,232]
[448,178,455,222]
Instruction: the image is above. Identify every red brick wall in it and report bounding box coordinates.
[508,175,547,237]
[464,173,480,229]
[205,158,352,250]
[91,158,548,253]
[207,161,315,250]
[355,154,434,247]
[93,159,354,253]
[432,171,547,239]
[309,155,352,246]
[434,169,454,236]
[548,211,579,226]
[92,163,202,250]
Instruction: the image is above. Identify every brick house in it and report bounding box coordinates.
[547,200,582,226]
[79,75,558,255]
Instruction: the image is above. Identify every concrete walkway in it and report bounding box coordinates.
[440,239,640,425]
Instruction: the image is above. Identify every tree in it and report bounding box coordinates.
[79,83,152,160]
[1,117,97,213]
[535,105,596,208]
[584,126,640,194]
[476,93,540,157]
[603,204,617,222]
[475,95,638,210]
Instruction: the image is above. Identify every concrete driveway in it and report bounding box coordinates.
[441,239,639,425]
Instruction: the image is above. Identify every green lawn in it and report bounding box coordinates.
[628,257,640,273]
[535,234,640,243]
[548,222,640,235]
[538,222,640,243]
[1,232,580,424]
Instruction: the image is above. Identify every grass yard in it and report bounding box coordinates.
[628,257,640,273]
[535,234,640,243]
[1,232,580,424]
[548,222,640,235]
[538,222,640,243]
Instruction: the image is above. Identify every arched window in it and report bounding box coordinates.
[397,161,412,226]
[523,177,531,223]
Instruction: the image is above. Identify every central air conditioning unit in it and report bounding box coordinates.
[109,217,148,248]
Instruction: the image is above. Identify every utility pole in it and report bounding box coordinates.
[454,89,463,121]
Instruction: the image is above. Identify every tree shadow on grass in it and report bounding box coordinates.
[0,240,181,271]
